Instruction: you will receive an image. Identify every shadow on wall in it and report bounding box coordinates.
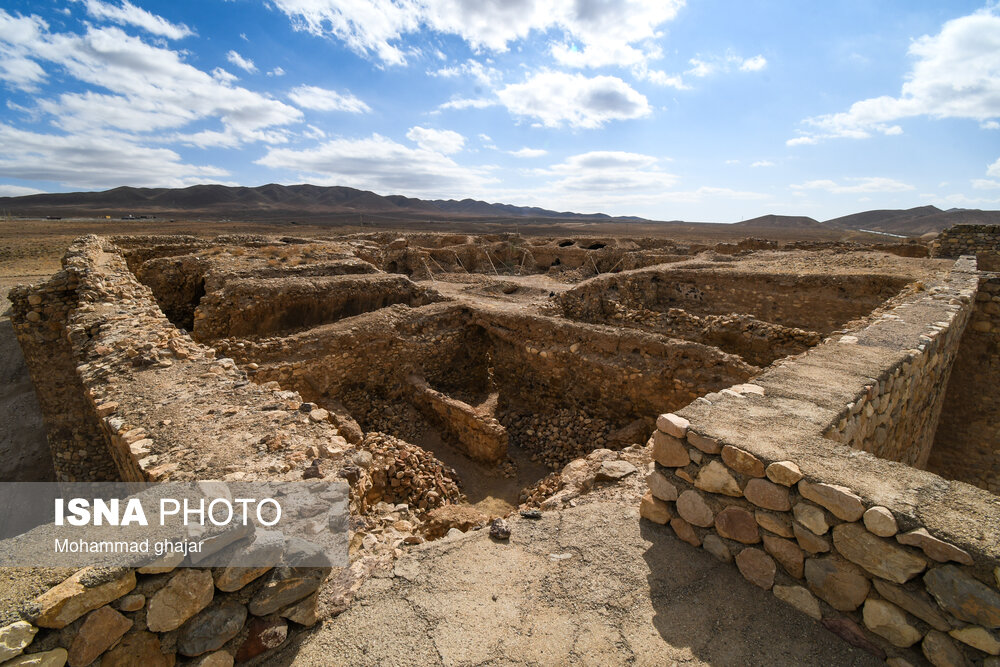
[638,522,882,666]
[0,319,55,482]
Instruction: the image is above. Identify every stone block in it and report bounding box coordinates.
[744,478,791,511]
[832,523,926,584]
[735,548,775,590]
[721,445,765,477]
[676,490,714,528]
[797,480,864,521]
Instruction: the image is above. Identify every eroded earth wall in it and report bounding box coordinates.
[640,256,1000,665]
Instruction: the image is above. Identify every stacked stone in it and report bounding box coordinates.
[501,408,614,470]
[823,258,978,468]
[930,275,1000,493]
[362,432,465,512]
[641,411,1000,665]
[931,225,1000,260]
[0,561,327,666]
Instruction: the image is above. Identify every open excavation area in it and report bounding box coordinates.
[2,224,999,666]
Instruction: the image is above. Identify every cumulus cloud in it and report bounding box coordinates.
[988,157,1000,178]
[73,0,194,39]
[686,53,766,78]
[255,133,495,196]
[0,11,50,91]
[268,66,286,77]
[739,54,767,72]
[406,126,465,154]
[0,123,228,188]
[540,151,676,191]
[497,71,650,129]
[751,160,775,168]
[288,85,370,113]
[791,177,915,194]
[0,17,301,145]
[226,49,257,73]
[271,0,683,68]
[790,7,1000,144]
[438,97,496,111]
[508,147,547,158]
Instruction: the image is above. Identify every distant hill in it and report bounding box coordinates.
[0,183,638,223]
[822,206,1000,236]
[733,214,822,229]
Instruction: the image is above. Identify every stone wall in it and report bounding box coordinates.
[639,257,1000,665]
[0,560,331,666]
[929,273,1000,493]
[557,268,911,335]
[406,374,507,464]
[932,224,1000,271]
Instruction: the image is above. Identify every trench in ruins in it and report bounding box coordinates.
[130,239,917,514]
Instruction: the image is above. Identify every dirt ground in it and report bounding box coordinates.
[269,454,880,666]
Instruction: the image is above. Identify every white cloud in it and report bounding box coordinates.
[540,151,675,191]
[739,54,767,72]
[0,184,45,197]
[288,85,370,113]
[686,58,714,78]
[497,71,650,129]
[988,157,1000,178]
[438,97,496,111]
[211,67,238,83]
[791,177,915,194]
[255,133,495,196]
[634,66,688,89]
[791,7,1000,144]
[972,179,1000,190]
[725,159,740,165]
[226,49,257,73]
[74,0,194,40]
[0,15,301,149]
[0,123,228,188]
[509,147,547,158]
[429,59,499,86]
[751,160,775,168]
[478,133,492,142]
[0,11,50,91]
[268,66,286,77]
[271,0,683,68]
[303,124,326,139]
[406,126,465,154]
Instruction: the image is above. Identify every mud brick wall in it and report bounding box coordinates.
[640,257,1000,665]
[932,224,1000,271]
[557,268,911,335]
[929,274,1000,493]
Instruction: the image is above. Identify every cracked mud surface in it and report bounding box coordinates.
[270,470,880,666]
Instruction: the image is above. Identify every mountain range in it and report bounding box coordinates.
[2,184,998,235]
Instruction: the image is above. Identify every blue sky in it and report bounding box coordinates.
[0,0,998,221]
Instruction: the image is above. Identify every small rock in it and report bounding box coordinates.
[833,522,926,584]
[249,568,327,616]
[773,585,821,620]
[797,480,864,521]
[489,519,511,540]
[793,523,831,554]
[669,517,701,547]
[519,509,542,520]
[863,599,922,647]
[804,556,870,611]
[925,565,1000,629]
[744,478,791,511]
[755,510,794,538]
[279,591,319,627]
[30,568,136,629]
[652,431,689,467]
[921,630,968,667]
[714,506,760,544]
[189,652,234,667]
[763,534,804,579]
[897,528,974,565]
[68,606,132,667]
[308,408,329,422]
[639,492,671,525]
[113,593,144,613]
[235,615,288,662]
[686,431,721,454]
[99,631,174,667]
[656,413,689,438]
[735,548,775,589]
[949,626,1000,655]
[147,569,214,632]
[702,534,731,563]
[721,445,765,477]
[821,617,886,660]
[874,579,951,632]
[694,461,741,497]
[863,506,898,537]
[0,621,37,662]
[793,503,829,536]
[676,490,713,528]
[646,470,678,502]
[595,460,637,482]
[2,648,68,666]
[765,461,802,486]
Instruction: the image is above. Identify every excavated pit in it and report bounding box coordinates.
[119,233,959,513]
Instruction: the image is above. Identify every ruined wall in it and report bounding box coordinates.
[193,274,442,340]
[929,273,1000,493]
[932,224,1000,271]
[823,259,979,467]
[406,374,507,464]
[557,268,911,334]
[640,257,1000,666]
